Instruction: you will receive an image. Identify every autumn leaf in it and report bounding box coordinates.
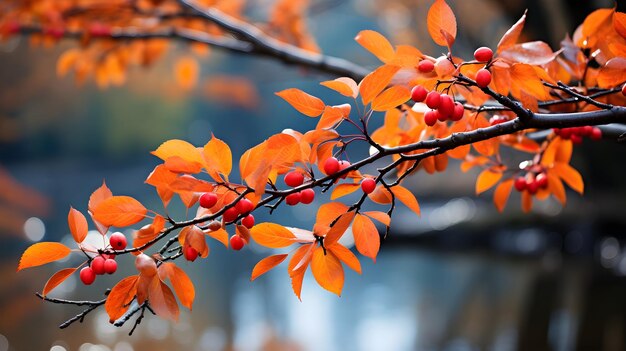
[179,225,209,258]
[327,243,361,274]
[152,139,204,166]
[158,263,195,310]
[311,246,344,296]
[317,104,351,130]
[68,207,88,243]
[164,157,203,174]
[148,277,179,321]
[205,227,229,248]
[88,181,112,213]
[476,169,503,195]
[497,11,527,53]
[551,163,584,194]
[250,254,288,281]
[203,135,232,180]
[493,179,514,212]
[105,275,139,323]
[132,215,165,254]
[427,0,457,47]
[352,214,380,261]
[355,30,395,63]
[42,268,77,296]
[18,242,72,271]
[275,88,325,117]
[330,183,360,200]
[92,196,147,227]
[548,173,566,205]
[320,77,358,98]
[250,223,297,248]
[324,211,356,246]
[615,12,626,39]
[364,211,391,227]
[390,186,421,216]
[371,85,411,111]
[359,65,400,105]
[598,58,626,88]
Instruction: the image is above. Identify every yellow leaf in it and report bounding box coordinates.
[427,0,457,47]
[275,88,325,117]
[18,242,72,271]
[311,246,344,296]
[359,65,400,105]
[250,223,297,248]
[250,254,288,281]
[371,85,411,111]
[476,169,503,195]
[355,30,395,63]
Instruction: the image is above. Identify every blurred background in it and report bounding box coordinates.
[1,0,626,350]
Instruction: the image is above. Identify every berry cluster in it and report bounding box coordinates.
[553,126,602,143]
[514,172,548,195]
[283,171,315,206]
[198,191,253,251]
[79,232,126,285]
[472,47,493,88]
[411,87,465,126]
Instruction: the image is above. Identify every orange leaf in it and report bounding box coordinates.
[205,227,229,248]
[493,179,514,212]
[275,88,325,117]
[105,275,139,322]
[88,181,112,213]
[324,211,356,246]
[132,215,165,254]
[371,85,411,111]
[203,135,232,180]
[148,277,179,321]
[42,268,77,296]
[497,11,526,53]
[17,242,71,271]
[158,263,195,310]
[615,12,626,39]
[180,225,209,258]
[317,104,351,130]
[427,0,457,47]
[391,186,420,216]
[355,30,395,63]
[359,65,400,105]
[521,190,533,213]
[598,58,626,88]
[547,173,566,205]
[250,223,297,248]
[320,77,358,98]
[311,246,344,296]
[174,56,199,90]
[330,183,360,200]
[316,202,349,227]
[68,207,88,243]
[364,211,391,226]
[476,169,503,195]
[327,243,361,274]
[352,214,380,261]
[250,254,288,281]
[164,157,203,174]
[152,139,204,166]
[551,163,584,194]
[92,196,147,228]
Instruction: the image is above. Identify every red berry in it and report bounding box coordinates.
[526,179,539,195]
[582,125,594,136]
[230,235,245,251]
[323,157,340,175]
[109,232,127,250]
[208,220,222,231]
[284,171,304,187]
[104,259,117,274]
[474,47,493,62]
[91,256,106,275]
[235,198,254,215]
[559,128,572,139]
[425,91,441,109]
[436,109,447,122]
[475,69,492,88]
[514,177,526,192]
[361,178,376,194]
[535,173,548,189]
[411,85,428,102]
[338,160,351,179]
[300,188,315,204]
[591,127,602,140]
[241,214,255,229]
[286,192,301,206]
[424,110,438,126]
[438,94,455,118]
[89,23,111,37]
[199,192,218,209]
[223,207,239,223]
[451,102,464,121]
[418,60,435,73]
[571,134,583,144]
[80,267,96,285]
[622,83,626,97]
[184,246,198,262]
